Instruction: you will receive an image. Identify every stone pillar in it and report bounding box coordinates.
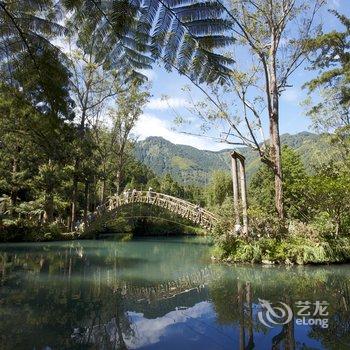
[231,155,240,227]
[238,157,248,235]
[230,151,248,235]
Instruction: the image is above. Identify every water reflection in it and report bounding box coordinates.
[0,237,349,349]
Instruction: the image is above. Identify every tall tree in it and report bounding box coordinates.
[65,25,118,229]
[103,80,149,195]
[0,84,75,224]
[182,0,324,218]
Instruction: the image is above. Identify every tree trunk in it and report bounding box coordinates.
[45,194,54,223]
[268,44,284,220]
[91,177,96,212]
[116,169,122,195]
[70,153,80,231]
[10,156,18,214]
[101,178,106,204]
[70,177,78,231]
[83,181,89,225]
[70,107,86,231]
[270,113,284,219]
[115,152,125,196]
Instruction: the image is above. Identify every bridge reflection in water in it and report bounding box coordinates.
[0,238,349,349]
[73,269,297,350]
[82,191,218,232]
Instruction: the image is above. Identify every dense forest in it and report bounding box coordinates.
[0,1,349,264]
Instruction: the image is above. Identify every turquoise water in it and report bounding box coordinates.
[0,236,349,349]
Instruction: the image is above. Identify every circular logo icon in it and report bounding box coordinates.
[258,299,293,328]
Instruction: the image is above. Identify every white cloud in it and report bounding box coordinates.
[125,301,214,349]
[281,87,300,103]
[133,114,227,151]
[147,97,189,110]
[75,301,217,349]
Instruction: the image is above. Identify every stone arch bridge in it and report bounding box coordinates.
[81,191,218,233]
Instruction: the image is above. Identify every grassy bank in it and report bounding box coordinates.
[212,234,350,265]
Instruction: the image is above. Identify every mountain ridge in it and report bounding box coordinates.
[134,132,325,185]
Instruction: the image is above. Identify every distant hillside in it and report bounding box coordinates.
[134,132,328,185]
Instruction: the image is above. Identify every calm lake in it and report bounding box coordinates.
[0,236,349,349]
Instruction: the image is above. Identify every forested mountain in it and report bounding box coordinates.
[134,132,328,185]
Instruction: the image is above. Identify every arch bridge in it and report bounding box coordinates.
[81,191,218,233]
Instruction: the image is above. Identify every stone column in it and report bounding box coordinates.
[231,153,240,227]
[238,156,248,235]
[230,151,248,235]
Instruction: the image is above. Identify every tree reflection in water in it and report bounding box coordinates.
[0,238,349,349]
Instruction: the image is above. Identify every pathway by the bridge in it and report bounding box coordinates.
[81,191,218,233]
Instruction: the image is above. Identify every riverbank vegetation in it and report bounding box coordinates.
[210,138,350,264]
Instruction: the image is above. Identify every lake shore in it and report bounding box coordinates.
[211,235,350,265]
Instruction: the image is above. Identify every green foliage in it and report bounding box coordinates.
[0,80,157,240]
[160,174,185,198]
[104,217,133,234]
[63,0,234,84]
[213,234,350,265]
[249,146,310,220]
[133,217,201,236]
[248,205,288,237]
[304,11,350,105]
[146,178,161,192]
[309,212,336,236]
[0,2,349,257]
[249,164,274,214]
[308,164,350,235]
[0,218,69,242]
[171,156,195,170]
[304,12,350,143]
[212,140,350,264]
[0,1,67,80]
[206,171,232,207]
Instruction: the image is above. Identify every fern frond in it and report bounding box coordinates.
[65,0,235,85]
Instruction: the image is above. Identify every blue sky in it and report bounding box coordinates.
[133,0,350,151]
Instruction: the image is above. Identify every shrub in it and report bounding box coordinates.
[310,212,336,236]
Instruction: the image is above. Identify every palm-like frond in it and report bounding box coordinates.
[64,0,235,84]
[0,0,67,79]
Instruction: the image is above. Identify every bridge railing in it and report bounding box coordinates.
[82,191,218,232]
